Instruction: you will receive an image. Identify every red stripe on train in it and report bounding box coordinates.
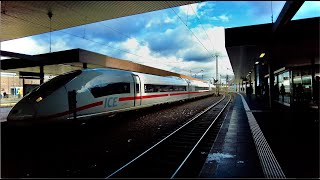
[119,91,210,101]
[119,94,169,101]
[44,101,103,119]
[170,92,190,96]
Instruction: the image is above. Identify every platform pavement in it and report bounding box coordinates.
[0,107,12,123]
[241,92,319,178]
[199,93,265,178]
[0,98,19,107]
[200,92,319,178]
[0,98,17,122]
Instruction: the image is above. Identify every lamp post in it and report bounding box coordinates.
[220,74,222,91]
[194,70,204,79]
[215,54,219,95]
[200,70,204,80]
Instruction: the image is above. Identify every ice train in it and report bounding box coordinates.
[8,68,216,122]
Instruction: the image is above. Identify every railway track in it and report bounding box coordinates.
[106,94,232,178]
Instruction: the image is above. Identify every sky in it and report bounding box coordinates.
[1,1,319,83]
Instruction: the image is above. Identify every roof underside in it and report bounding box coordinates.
[225,17,320,83]
[0,1,200,41]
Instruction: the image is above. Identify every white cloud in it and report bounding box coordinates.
[1,37,47,55]
[164,16,176,23]
[146,21,152,28]
[218,15,230,22]
[190,25,226,53]
[180,4,193,15]
[177,25,233,80]
[145,18,161,28]
[51,38,70,52]
[119,37,180,71]
[122,38,140,51]
[0,34,73,55]
[197,2,207,9]
[116,25,233,82]
[179,3,205,17]
[209,16,219,21]
[207,15,231,22]
[145,14,176,28]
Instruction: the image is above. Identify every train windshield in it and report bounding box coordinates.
[30,70,82,98]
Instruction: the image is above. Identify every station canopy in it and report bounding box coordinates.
[0,1,199,41]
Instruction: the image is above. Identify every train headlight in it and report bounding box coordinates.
[36,96,43,102]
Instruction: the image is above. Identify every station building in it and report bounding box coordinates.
[226,17,319,108]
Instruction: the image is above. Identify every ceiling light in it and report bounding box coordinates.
[36,97,43,102]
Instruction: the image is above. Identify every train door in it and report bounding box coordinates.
[132,74,142,106]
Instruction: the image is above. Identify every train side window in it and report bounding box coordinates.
[30,70,82,98]
[145,84,155,93]
[90,82,130,98]
[195,86,209,91]
[175,85,187,91]
[145,84,187,93]
[136,84,139,93]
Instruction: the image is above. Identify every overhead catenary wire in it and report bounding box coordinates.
[53,2,188,66]
[167,3,215,61]
[189,4,215,54]
[83,16,87,39]
[39,1,188,64]
[167,3,217,80]
[189,3,217,81]
[271,1,274,23]
[186,4,189,26]
[54,2,144,47]
[48,11,53,53]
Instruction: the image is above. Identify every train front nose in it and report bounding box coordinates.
[7,102,37,121]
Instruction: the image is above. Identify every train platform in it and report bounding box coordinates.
[199,92,319,178]
[0,98,19,107]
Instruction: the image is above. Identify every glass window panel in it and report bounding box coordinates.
[145,84,187,93]
[292,1,320,20]
[30,70,82,99]
[90,82,130,98]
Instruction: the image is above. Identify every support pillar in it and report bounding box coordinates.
[83,63,87,69]
[268,57,274,109]
[311,58,315,102]
[22,78,25,96]
[40,65,44,84]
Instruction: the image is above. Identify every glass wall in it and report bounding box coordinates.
[274,74,279,101]
[277,71,291,104]
[292,66,314,105]
[263,64,319,107]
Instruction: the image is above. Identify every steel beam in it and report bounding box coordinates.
[272,1,304,33]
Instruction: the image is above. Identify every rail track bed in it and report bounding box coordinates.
[107,94,231,178]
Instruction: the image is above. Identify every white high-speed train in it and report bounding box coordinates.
[8,68,216,122]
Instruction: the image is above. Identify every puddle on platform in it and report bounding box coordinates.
[206,152,235,163]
